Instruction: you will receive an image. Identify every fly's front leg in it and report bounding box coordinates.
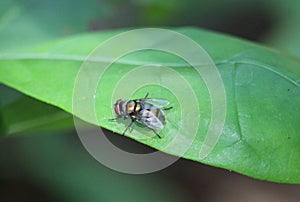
[108,115,122,121]
[122,118,136,135]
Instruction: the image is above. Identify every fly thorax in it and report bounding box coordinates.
[126,100,137,114]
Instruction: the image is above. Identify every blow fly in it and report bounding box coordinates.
[111,93,172,138]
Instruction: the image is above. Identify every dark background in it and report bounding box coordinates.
[1,0,300,201]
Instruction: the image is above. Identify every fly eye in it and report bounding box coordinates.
[114,105,119,114]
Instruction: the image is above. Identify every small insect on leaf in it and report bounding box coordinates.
[112,93,172,138]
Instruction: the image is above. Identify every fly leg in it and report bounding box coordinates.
[141,92,149,104]
[122,118,135,135]
[163,106,173,111]
[108,115,122,121]
[144,92,149,99]
[151,129,161,139]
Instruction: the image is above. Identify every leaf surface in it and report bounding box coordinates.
[0,27,299,183]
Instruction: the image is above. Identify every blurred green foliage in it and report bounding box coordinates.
[0,131,191,201]
[0,0,114,50]
[1,0,300,54]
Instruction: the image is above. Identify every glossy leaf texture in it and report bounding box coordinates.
[0,28,299,183]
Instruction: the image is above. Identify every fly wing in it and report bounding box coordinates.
[143,98,170,108]
[137,109,164,130]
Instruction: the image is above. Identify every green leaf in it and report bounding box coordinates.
[0,85,74,135]
[0,27,299,183]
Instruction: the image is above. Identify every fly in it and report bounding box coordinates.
[111,93,172,138]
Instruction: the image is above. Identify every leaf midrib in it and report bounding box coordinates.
[1,52,299,86]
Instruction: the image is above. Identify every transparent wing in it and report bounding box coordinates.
[143,98,170,108]
[137,109,164,130]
